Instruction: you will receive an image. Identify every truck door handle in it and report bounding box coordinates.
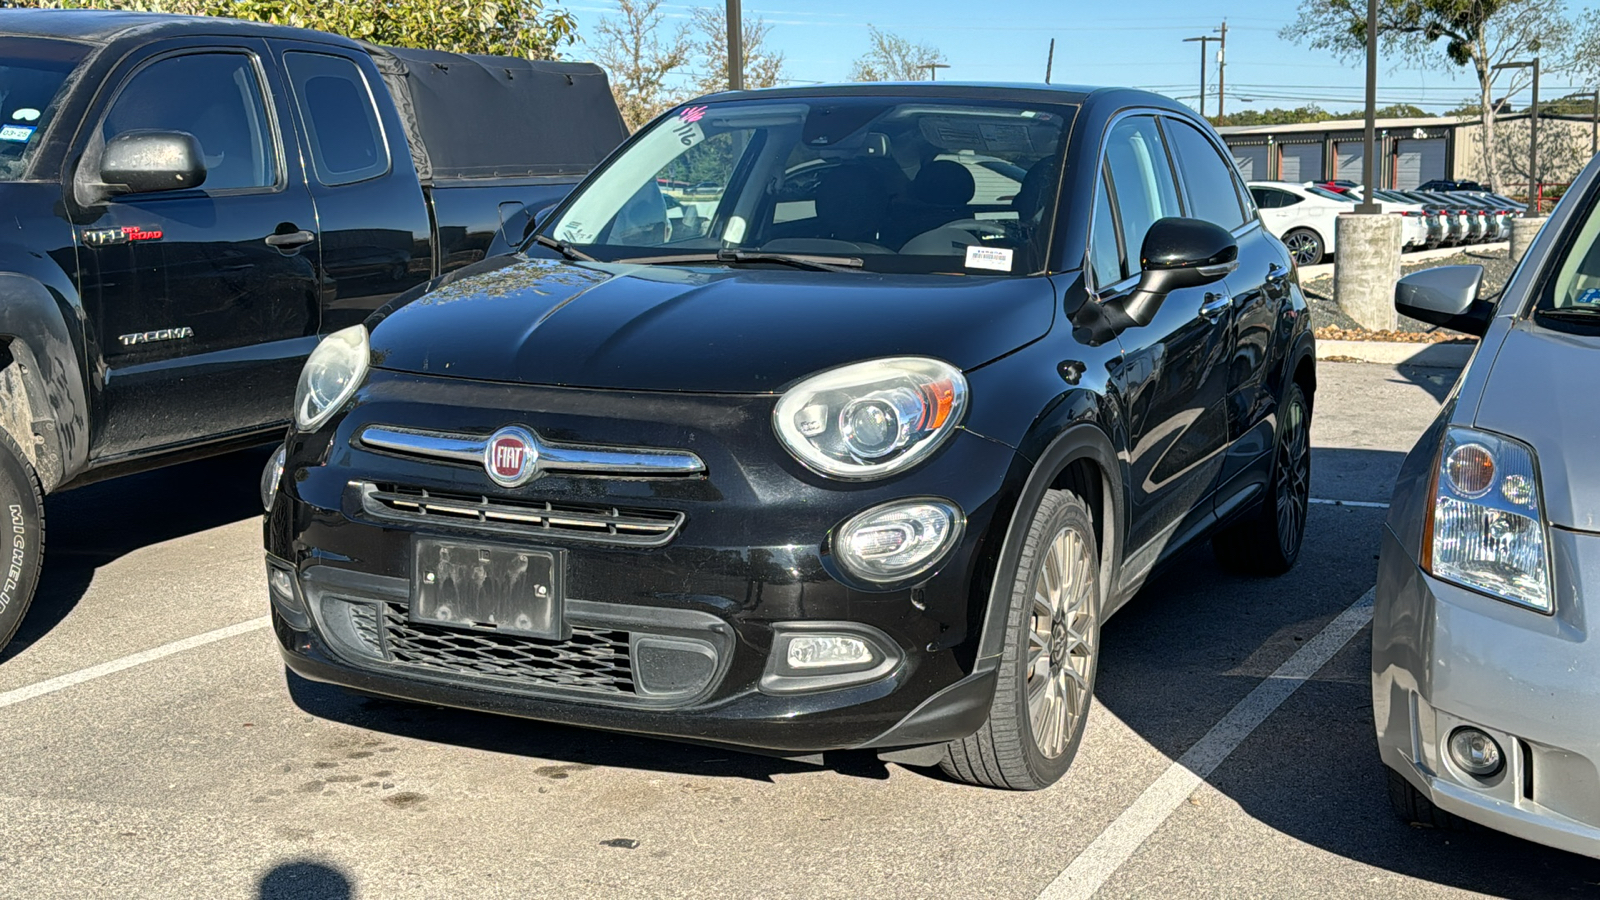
[265,230,315,249]
[1199,292,1232,322]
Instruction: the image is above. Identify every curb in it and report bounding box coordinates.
[1315,339,1474,367]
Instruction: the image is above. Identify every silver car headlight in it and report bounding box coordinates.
[1426,426,1551,613]
[773,357,967,480]
[293,325,369,432]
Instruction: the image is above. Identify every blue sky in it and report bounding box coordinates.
[565,0,1595,115]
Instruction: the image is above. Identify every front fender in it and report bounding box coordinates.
[0,256,89,492]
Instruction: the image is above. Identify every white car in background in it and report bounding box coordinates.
[1247,181,1427,266]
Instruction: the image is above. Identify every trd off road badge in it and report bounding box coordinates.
[84,225,164,247]
[484,426,540,488]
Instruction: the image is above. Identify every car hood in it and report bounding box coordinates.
[1474,322,1600,532]
[367,257,1056,393]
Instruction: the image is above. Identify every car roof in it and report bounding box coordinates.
[687,81,1153,109]
[0,8,361,49]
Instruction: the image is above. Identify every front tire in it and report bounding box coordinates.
[1283,228,1324,266]
[1212,382,1311,576]
[1387,768,1475,831]
[0,429,44,653]
[941,489,1100,790]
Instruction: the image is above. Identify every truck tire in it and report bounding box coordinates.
[1387,768,1475,832]
[0,428,43,653]
[940,489,1100,790]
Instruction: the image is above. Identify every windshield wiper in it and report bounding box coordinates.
[1535,306,1600,323]
[531,233,597,262]
[612,249,864,273]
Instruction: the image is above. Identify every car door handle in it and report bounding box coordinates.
[265,230,315,249]
[1267,263,1289,286]
[1199,292,1232,321]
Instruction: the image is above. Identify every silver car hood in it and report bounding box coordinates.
[1475,322,1600,533]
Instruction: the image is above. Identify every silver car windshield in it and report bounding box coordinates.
[0,37,89,182]
[544,96,1075,276]
[1545,191,1600,315]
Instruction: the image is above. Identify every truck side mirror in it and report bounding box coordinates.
[1110,217,1238,329]
[1395,265,1492,337]
[99,130,207,196]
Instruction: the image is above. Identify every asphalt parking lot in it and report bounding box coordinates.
[3,359,1598,899]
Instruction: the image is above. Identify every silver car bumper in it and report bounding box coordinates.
[1374,524,1600,858]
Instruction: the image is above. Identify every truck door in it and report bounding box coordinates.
[74,40,321,460]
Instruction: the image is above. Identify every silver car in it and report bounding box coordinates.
[1374,153,1600,857]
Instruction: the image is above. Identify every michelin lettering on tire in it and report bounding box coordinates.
[2,503,23,616]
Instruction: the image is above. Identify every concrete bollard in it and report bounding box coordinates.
[1510,216,1546,264]
[1333,213,1403,332]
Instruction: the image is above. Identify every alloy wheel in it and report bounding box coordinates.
[1285,233,1319,266]
[1025,525,1096,759]
[1274,394,1311,558]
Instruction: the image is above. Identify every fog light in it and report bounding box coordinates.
[268,567,294,601]
[261,444,286,512]
[1448,727,1504,777]
[787,635,873,670]
[265,559,309,631]
[834,498,963,583]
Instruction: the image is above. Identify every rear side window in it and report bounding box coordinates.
[1164,119,1248,230]
[1088,165,1123,286]
[284,52,389,186]
[102,52,277,192]
[1102,116,1181,280]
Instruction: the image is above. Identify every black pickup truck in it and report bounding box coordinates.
[0,10,628,648]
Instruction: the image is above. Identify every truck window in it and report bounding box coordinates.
[283,52,389,186]
[0,37,90,182]
[101,52,277,192]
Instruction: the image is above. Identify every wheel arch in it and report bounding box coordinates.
[0,267,92,493]
[971,422,1124,675]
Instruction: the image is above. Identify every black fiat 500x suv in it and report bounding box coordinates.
[264,83,1316,790]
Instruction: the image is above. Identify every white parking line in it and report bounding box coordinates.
[0,617,270,710]
[1310,498,1390,509]
[1036,587,1377,900]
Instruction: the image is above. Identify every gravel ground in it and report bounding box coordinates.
[1301,246,1515,337]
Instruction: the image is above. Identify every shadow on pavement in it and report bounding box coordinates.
[285,671,893,785]
[1390,361,1464,404]
[258,859,353,900]
[4,445,274,662]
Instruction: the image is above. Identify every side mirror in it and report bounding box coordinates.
[1111,217,1238,328]
[99,130,207,196]
[1395,265,1492,337]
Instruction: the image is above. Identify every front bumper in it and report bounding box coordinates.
[1374,525,1600,858]
[265,369,1024,754]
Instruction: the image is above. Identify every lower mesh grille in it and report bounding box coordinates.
[379,604,636,695]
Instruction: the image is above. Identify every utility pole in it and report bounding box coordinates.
[1592,88,1598,155]
[1182,35,1216,119]
[926,62,950,81]
[1045,38,1055,84]
[1217,20,1227,119]
[1356,0,1380,213]
[727,0,743,90]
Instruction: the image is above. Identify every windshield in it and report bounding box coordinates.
[1541,185,1600,319]
[544,96,1075,276]
[0,37,88,182]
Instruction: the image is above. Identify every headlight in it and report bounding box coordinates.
[1426,426,1551,612]
[773,357,967,479]
[293,325,369,432]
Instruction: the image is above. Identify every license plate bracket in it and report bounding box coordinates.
[412,538,566,640]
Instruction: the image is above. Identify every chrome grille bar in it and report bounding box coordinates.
[357,483,684,546]
[357,425,705,477]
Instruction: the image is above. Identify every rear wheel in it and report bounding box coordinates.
[1283,228,1324,266]
[0,429,44,652]
[1213,382,1310,576]
[941,489,1100,790]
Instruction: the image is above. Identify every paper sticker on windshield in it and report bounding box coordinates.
[1577,288,1600,305]
[670,107,707,148]
[10,108,39,122]
[964,245,1013,272]
[0,124,36,143]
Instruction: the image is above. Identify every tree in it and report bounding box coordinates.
[590,0,692,131]
[1281,0,1577,192]
[849,26,946,82]
[691,6,787,95]
[20,0,578,58]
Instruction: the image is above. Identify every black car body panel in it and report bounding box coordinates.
[267,82,1316,758]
